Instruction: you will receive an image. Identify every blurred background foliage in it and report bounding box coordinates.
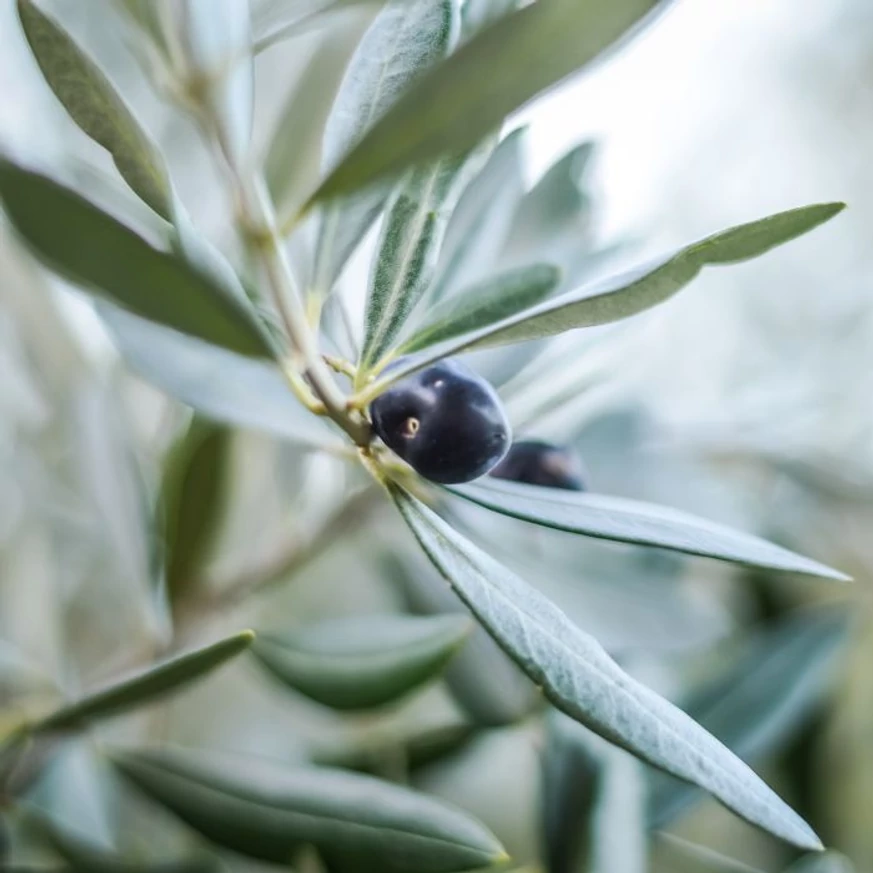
[0,0,870,871]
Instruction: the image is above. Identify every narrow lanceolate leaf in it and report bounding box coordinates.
[31,631,254,732]
[311,0,457,295]
[649,608,850,829]
[161,419,231,608]
[399,263,560,355]
[391,485,822,851]
[112,748,507,871]
[363,203,847,396]
[306,0,662,204]
[360,156,469,369]
[655,834,768,873]
[784,853,855,873]
[252,614,471,710]
[99,305,335,449]
[17,0,172,219]
[447,479,849,580]
[0,162,273,358]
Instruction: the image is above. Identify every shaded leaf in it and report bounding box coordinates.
[654,834,767,873]
[784,852,855,873]
[99,305,335,449]
[0,162,273,358]
[649,607,851,829]
[306,0,662,203]
[17,0,172,219]
[399,263,560,354]
[365,203,846,393]
[447,478,849,579]
[113,748,507,871]
[251,614,471,710]
[391,485,822,850]
[161,419,231,609]
[31,631,254,732]
[311,0,457,295]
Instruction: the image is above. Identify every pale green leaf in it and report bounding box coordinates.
[399,263,560,354]
[364,203,846,395]
[31,631,255,732]
[0,161,273,359]
[784,852,855,873]
[391,485,822,851]
[306,0,662,204]
[112,748,507,871]
[252,614,471,710]
[654,834,768,873]
[447,478,849,579]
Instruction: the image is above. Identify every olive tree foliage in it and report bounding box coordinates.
[0,0,854,871]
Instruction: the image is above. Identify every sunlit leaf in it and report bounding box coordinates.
[447,478,849,579]
[113,748,507,871]
[365,203,846,393]
[306,0,662,204]
[649,607,851,828]
[31,631,254,732]
[391,485,822,851]
[251,614,471,710]
[399,263,560,354]
[0,162,273,358]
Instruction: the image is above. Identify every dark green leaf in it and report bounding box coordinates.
[251,614,471,710]
[447,478,849,579]
[399,263,560,354]
[391,485,822,851]
[306,0,662,204]
[0,162,273,358]
[17,0,172,219]
[112,748,507,871]
[31,631,254,732]
[99,305,335,449]
[311,0,457,295]
[161,419,231,609]
[649,608,851,829]
[784,852,855,873]
[365,203,846,393]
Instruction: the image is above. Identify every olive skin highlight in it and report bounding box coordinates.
[369,359,511,484]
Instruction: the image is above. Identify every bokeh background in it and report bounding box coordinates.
[1,1,872,871]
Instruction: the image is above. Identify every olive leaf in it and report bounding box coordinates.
[311,0,458,295]
[31,631,254,732]
[648,607,851,829]
[305,0,662,204]
[390,484,822,851]
[0,161,273,358]
[112,748,507,871]
[398,263,561,355]
[363,202,846,394]
[447,478,849,579]
[251,614,471,710]
[99,305,336,449]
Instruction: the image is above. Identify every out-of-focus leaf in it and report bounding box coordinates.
[17,0,172,219]
[391,485,822,851]
[305,0,662,204]
[385,551,536,725]
[653,834,767,873]
[311,0,457,295]
[399,263,560,354]
[266,23,366,219]
[251,614,471,710]
[784,852,855,873]
[112,748,507,871]
[161,419,231,609]
[0,162,273,359]
[99,305,335,449]
[447,478,849,580]
[365,203,847,394]
[0,641,56,698]
[31,631,254,732]
[461,0,518,34]
[648,608,851,829]
[360,155,469,369]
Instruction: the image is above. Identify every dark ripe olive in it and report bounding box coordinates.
[489,440,587,491]
[369,359,511,484]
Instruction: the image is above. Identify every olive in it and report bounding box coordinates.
[369,359,511,484]
[489,440,587,491]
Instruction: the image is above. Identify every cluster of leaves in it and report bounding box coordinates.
[0,0,855,871]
